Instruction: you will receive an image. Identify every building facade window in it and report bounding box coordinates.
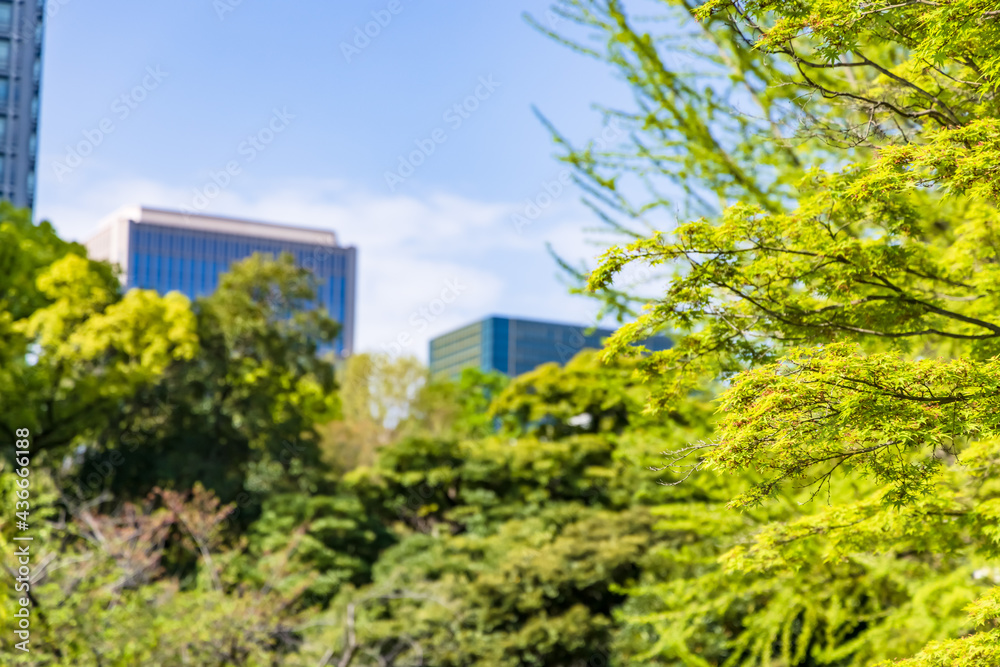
[429,317,672,379]
[113,222,354,356]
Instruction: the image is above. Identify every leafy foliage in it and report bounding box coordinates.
[541,0,1000,664]
[8,0,1000,664]
[94,253,340,507]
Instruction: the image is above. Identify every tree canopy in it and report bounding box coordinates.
[541,0,1000,664]
[5,0,1000,665]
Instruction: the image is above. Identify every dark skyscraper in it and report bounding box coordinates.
[0,0,44,209]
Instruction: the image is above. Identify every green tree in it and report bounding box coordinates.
[0,209,198,462]
[93,253,340,507]
[311,505,663,667]
[0,467,307,666]
[318,353,427,473]
[409,366,510,441]
[297,350,714,666]
[319,355,509,473]
[544,0,1000,664]
[227,491,393,609]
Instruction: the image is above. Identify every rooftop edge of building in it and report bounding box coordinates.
[482,314,616,332]
[87,205,342,248]
[431,314,668,339]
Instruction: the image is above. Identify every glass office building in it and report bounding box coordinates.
[85,206,356,357]
[0,0,45,209]
[429,315,671,380]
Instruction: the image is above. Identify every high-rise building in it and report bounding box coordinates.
[85,206,357,357]
[0,1,45,209]
[429,315,672,380]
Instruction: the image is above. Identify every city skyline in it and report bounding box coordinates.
[34,1,638,362]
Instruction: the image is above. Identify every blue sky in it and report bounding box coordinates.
[37,0,642,359]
